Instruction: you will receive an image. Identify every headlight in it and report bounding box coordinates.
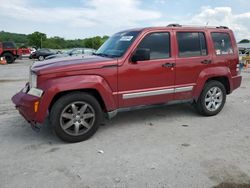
[29,71,37,88]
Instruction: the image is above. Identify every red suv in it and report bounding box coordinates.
[12,25,242,142]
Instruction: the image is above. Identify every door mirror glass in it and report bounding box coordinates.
[131,48,150,63]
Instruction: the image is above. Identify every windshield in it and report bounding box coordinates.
[95,30,141,58]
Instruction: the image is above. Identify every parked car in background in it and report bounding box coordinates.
[0,41,20,63]
[12,25,242,142]
[29,48,56,61]
[45,48,96,60]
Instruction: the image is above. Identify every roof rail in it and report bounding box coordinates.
[167,24,182,27]
[166,24,229,29]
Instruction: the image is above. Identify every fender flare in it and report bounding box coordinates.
[193,66,233,100]
[35,75,117,122]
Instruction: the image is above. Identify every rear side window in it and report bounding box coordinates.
[211,32,233,55]
[177,32,207,57]
[137,32,170,60]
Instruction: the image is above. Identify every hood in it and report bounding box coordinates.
[31,55,117,75]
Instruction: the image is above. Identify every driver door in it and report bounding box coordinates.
[118,31,176,108]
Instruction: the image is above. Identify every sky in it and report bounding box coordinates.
[0,0,250,41]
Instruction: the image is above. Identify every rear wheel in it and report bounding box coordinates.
[50,92,103,142]
[195,80,226,116]
[2,52,14,64]
[38,56,44,61]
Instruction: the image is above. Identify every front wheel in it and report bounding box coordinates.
[50,92,103,142]
[195,80,226,116]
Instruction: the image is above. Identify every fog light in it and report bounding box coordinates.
[34,101,39,112]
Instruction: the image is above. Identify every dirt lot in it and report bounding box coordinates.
[0,59,250,188]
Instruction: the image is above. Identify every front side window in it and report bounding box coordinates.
[211,32,233,55]
[95,31,140,58]
[177,32,207,57]
[137,32,170,60]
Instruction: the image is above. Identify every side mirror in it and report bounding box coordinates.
[131,48,150,63]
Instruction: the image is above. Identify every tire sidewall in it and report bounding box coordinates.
[3,52,14,64]
[198,81,226,116]
[50,92,103,142]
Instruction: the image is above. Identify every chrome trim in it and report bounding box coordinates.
[175,86,193,93]
[122,86,194,99]
[123,88,175,99]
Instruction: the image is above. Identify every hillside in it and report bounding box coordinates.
[0,31,109,49]
[0,31,28,46]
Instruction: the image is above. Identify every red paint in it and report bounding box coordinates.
[12,26,242,124]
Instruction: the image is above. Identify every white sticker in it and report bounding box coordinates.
[216,50,221,55]
[120,36,133,41]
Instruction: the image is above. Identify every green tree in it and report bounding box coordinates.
[239,39,250,43]
[28,32,47,48]
[0,31,28,47]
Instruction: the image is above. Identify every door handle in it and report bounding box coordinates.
[162,62,176,68]
[201,59,212,64]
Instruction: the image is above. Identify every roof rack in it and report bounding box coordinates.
[167,24,182,27]
[216,26,229,29]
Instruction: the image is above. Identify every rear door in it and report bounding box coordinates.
[174,30,212,100]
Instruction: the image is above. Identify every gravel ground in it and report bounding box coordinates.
[0,59,250,188]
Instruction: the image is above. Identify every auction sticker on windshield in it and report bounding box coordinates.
[120,36,134,41]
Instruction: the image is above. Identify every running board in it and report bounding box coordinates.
[106,99,193,119]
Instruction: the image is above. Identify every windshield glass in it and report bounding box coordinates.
[95,30,141,58]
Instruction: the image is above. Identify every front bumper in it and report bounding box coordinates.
[12,87,41,124]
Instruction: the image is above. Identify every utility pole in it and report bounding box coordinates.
[41,36,43,48]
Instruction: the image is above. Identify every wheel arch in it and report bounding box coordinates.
[205,76,230,94]
[35,74,117,123]
[193,67,232,101]
[49,89,106,112]
[1,50,14,56]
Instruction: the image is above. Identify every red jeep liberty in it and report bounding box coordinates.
[12,24,242,142]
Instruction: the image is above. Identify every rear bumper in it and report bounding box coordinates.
[231,75,242,92]
[12,89,40,124]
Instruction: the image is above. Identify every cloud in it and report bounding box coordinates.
[0,0,161,28]
[188,7,250,40]
[153,6,250,40]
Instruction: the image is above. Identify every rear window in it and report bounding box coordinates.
[177,32,207,57]
[211,32,233,55]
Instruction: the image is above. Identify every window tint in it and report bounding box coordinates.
[3,42,16,49]
[137,32,170,60]
[211,32,233,55]
[177,32,207,57]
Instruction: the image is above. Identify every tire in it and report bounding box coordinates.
[2,52,14,64]
[50,92,103,142]
[195,80,226,116]
[38,56,44,61]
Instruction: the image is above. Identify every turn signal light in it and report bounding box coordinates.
[34,101,39,112]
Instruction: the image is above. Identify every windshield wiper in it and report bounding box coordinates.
[93,53,117,58]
